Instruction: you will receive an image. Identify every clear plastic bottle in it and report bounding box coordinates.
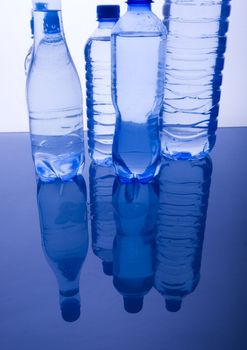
[111,0,167,183]
[155,157,212,312]
[89,162,116,276]
[112,179,159,313]
[161,0,231,159]
[85,5,120,166]
[24,11,34,75]
[26,0,84,182]
[37,176,88,322]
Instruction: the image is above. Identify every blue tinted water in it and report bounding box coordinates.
[161,0,231,159]
[111,4,166,182]
[37,176,88,322]
[85,21,117,165]
[155,156,212,312]
[26,10,84,181]
[112,179,159,313]
[89,162,116,275]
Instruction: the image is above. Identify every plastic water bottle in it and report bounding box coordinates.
[24,11,34,75]
[161,0,231,159]
[89,162,116,276]
[111,0,167,183]
[85,5,120,165]
[26,0,84,182]
[154,157,212,312]
[112,179,159,313]
[37,176,88,322]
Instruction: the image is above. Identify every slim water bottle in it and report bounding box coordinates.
[112,179,159,313]
[26,0,84,182]
[111,0,167,183]
[24,11,34,75]
[37,176,88,322]
[89,162,116,276]
[85,5,120,165]
[155,157,212,312]
[161,0,231,159]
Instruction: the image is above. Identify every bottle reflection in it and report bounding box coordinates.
[37,176,88,322]
[89,163,116,276]
[112,179,159,313]
[155,157,212,312]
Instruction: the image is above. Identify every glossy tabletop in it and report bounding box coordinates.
[0,128,246,350]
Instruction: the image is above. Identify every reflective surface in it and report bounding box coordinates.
[0,128,246,349]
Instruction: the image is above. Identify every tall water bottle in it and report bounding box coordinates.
[154,157,212,312]
[26,0,84,182]
[111,0,167,183]
[85,5,120,165]
[37,176,88,322]
[24,11,34,75]
[112,179,159,313]
[89,162,116,276]
[161,0,231,159]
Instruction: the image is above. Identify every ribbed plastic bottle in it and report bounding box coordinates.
[26,0,84,182]
[37,176,88,322]
[161,0,231,159]
[111,0,167,183]
[89,162,116,276]
[154,157,212,312]
[85,5,120,166]
[112,179,159,313]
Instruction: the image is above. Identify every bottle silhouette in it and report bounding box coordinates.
[111,0,167,183]
[112,179,159,313]
[26,0,84,182]
[85,5,120,165]
[89,162,116,276]
[155,157,212,312]
[37,176,88,322]
[161,0,231,159]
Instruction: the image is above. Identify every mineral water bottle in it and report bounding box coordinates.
[37,176,88,322]
[154,157,212,312]
[111,0,167,183]
[26,0,84,182]
[112,179,159,313]
[89,162,116,276]
[161,0,231,159]
[85,5,120,165]
[24,12,34,75]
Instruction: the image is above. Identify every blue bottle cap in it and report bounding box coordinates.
[127,0,153,4]
[165,298,182,312]
[123,296,143,313]
[61,299,81,322]
[97,5,120,21]
[43,11,60,34]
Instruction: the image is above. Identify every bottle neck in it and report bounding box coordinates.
[33,9,64,52]
[98,20,118,29]
[127,3,151,12]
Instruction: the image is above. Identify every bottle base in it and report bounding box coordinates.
[115,162,160,184]
[34,154,84,182]
[161,132,216,160]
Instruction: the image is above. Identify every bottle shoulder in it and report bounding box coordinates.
[112,11,167,35]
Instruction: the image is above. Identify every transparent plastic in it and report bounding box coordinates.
[112,179,159,313]
[89,162,116,276]
[85,19,118,165]
[111,3,167,183]
[26,4,84,182]
[161,0,231,159]
[155,157,212,312]
[37,176,88,322]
